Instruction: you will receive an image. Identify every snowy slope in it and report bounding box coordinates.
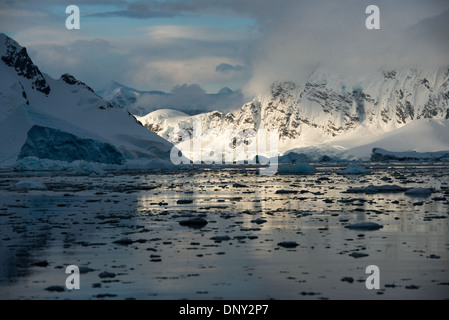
[140,66,449,161]
[287,119,449,160]
[0,33,176,167]
[342,119,449,160]
[135,109,190,141]
[136,109,190,130]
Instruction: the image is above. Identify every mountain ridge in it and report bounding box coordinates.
[135,66,449,160]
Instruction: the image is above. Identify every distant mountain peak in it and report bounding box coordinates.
[217,87,233,95]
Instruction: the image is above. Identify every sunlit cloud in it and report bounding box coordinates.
[143,25,252,42]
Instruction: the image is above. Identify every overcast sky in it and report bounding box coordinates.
[1,0,448,97]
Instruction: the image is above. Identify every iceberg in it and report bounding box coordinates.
[277,163,316,174]
[405,187,432,196]
[19,125,124,165]
[278,152,309,164]
[371,148,449,162]
[12,180,47,190]
[345,184,407,194]
[337,163,370,175]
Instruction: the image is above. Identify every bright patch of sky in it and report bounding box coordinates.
[83,15,256,39]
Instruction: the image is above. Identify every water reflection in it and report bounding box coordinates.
[0,163,448,299]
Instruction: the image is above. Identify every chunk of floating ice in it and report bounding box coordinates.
[79,267,95,274]
[277,163,316,174]
[275,189,298,194]
[113,238,134,245]
[251,218,267,224]
[45,286,65,292]
[341,277,354,283]
[98,271,116,278]
[233,183,247,188]
[349,252,369,258]
[345,222,383,230]
[13,180,47,190]
[277,241,299,248]
[177,199,193,204]
[179,217,208,227]
[346,184,407,193]
[337,164,370,175]
[210,235,231,241]
[405,187,432,196]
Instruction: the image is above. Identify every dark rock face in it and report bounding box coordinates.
[1,36,50,95]
[19,82,30,105]
[18,125,124,164]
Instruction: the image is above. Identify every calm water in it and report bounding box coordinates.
[0,163,448,299]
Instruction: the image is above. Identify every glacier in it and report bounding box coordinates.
[19,125,124,164]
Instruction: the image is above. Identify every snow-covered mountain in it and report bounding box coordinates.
[135,109,190,141]
[96,80,167,114]
[140,67,449,160]
[0,33,176,168]
[97,81,245,116]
